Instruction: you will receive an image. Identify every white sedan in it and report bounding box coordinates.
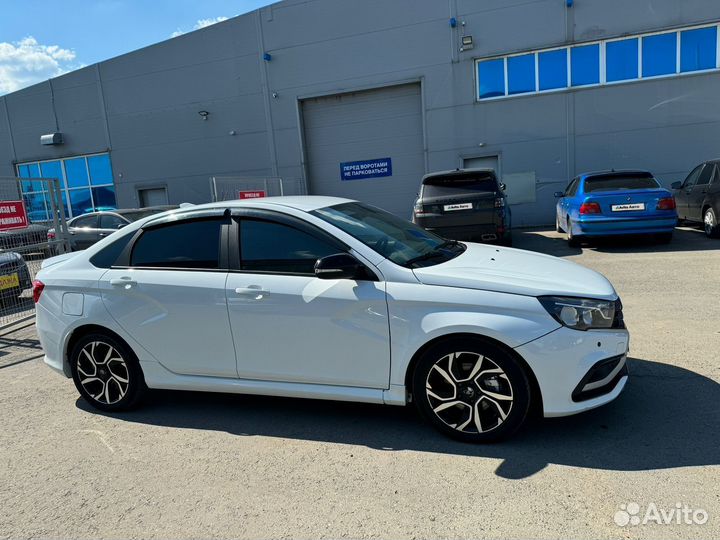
[35,197,629,442]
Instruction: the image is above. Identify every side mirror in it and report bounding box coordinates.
[116,223,127,229]
[671,181,682,190]
[499,183,507,191]
[314,253,371,280]
[554,191,565,198]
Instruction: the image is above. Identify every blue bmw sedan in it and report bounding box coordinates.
[555,170,678,247]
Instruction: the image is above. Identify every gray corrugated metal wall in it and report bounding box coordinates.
[0,0,719,226]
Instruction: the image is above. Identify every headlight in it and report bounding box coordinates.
[538,296,615,331]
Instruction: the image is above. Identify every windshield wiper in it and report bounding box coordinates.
[405,240,464,268]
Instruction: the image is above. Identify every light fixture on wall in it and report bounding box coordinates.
[460,35,474,52]
[198,110,209,120]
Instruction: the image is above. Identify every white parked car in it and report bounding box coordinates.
[35,197,629,442]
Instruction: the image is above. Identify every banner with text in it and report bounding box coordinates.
[340,157,392,181]
[0,200,28,231]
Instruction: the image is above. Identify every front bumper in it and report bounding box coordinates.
[515,326,629,417]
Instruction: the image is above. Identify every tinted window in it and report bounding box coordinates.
[71,215,97,228]
[240,219,338,274]
[478,58,505,99]
[566,179,579,196]
[584,175,660,193]
[697,165,713,185]
[89,231,135,268]
[642,33,677,77]
[538,49,567,90]
[683,166,703,188]
[680,27,717,72]
[507,53,535,95]
[87,155,113,185]
[131,219,223,269]
[422,174,498,197]
[571,44,600,86]
[711,165,720,185]
[99,214,128,229]
[64,158,89,189]
[606,38,639,82]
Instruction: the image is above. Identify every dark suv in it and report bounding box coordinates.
[412,168,511,245]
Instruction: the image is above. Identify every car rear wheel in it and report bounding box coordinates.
[70,333,146,412]
[412,338,531,442]
[704,208,719,238]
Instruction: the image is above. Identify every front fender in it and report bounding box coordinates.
[386,282,559,386]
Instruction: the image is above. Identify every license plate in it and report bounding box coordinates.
[0,273,19,291]
[443,202,473,211]
[611,203,645,212]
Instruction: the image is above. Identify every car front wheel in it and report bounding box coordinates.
[70,333,146,412]
[412,338,531,442]
[704,208,719,238]
[567,218,581,247]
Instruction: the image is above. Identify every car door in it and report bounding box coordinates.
[558,178,578,226]
[226,212,390,389]
[98,213,130,242]
[687,164,713,221]
[676,165,702,219]
[99,213,238,378]
[69,214,99,250]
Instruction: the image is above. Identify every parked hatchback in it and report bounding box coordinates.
[413,169,512,245]
[555,170,677,247]
[35,196,628,443]
[671,160,720,238]
[49,206,178,251]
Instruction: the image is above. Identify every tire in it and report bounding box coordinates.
[412,338,531,443]
[70,332,147,412]
[655,232,673,244]
[704,208,720,238]
[567,219,581,247]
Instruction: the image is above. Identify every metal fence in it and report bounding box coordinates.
[0,177,70,332]
[210,176,307,202]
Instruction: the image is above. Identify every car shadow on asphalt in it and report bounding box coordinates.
[515,227,719,257]
[77,358,719,480]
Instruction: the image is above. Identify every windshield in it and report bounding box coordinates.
[312,202,465,268]
[584,175,660,193]
[422,174,498,198]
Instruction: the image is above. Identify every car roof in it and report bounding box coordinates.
[182,196,354,212]
[578,170,654,181]
[422,168,496,182]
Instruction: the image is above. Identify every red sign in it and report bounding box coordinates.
[238,190,266,200]
[0,200,29,231]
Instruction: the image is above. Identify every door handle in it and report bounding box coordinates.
[110,277,137,288]
[234,286,266,299]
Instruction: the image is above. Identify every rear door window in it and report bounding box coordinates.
[696,165,713,186]
[584,175,660,193]
[99,214,128,229]
[422,174,498,198]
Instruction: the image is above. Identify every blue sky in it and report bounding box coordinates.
[0,0,273,94]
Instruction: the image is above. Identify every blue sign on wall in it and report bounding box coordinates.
[340,157,392,181]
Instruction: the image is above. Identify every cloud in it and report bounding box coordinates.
[0,37,77,95]
[171,16,230,38]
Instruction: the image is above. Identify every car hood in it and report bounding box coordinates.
[412,242,617,300]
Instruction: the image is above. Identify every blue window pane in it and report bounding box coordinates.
[88,154,113,186]
[606,38,639,82]
[92,186,117,210]
[40,160,63,184]
[642,33,677,77]
[478,58,505,99]
[507,53,536,95]
[69,189,93,217]
[19,163,42,191]
[27,163,40,178]
[18,164,30,178]
[681,27,717,72]
[23,192,50,222]
[64,157,89,188]
[571,44,600,86]
[538,49,568,90]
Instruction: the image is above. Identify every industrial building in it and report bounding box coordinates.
[1,0,719,226]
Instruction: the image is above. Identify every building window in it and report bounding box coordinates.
[571,44,600,86]
[538,49,568,90]
[475,22,720,101]
[681,26,717,72]
[507,53,535,95]
[642,32,677,77]
[477,58,505,99]
[17,153,117,222]
[606,38,639,82]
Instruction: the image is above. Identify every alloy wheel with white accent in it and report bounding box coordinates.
[70,333,146,411]
[704,208,719,238]
[412,339,530,442]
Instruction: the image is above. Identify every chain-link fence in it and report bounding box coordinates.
[0,177,70,332]
[210,176,307,202]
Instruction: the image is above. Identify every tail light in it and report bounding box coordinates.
[579,202,602,214]
[47,230,55,240]
[413,201,427,217]
[657,197,676,210]
[494,198,505,208]
[32,280,45,304]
